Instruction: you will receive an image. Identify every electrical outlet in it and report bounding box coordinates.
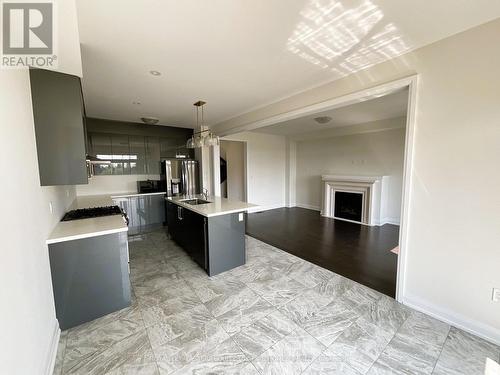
[492,288,500,302]
[49,202,53,214]
[238,213,244,222]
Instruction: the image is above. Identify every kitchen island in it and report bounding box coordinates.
[166,195,255,276]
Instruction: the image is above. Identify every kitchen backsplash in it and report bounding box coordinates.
[76,175,160,196]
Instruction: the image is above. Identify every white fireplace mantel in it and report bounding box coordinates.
[321,174,390,226]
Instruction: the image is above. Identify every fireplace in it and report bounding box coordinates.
[321,174,390,226]
[334,191,363,222]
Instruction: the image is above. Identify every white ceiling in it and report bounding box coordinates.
[76,0,500,128]
[253,87,408,136]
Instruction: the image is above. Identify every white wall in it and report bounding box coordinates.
[76,174,160,196]
[0,1,83,374]
[285,139,297,207]
[222,132,286,211]
[212,19,500,344]
[220,140,246,201]
[295,121,406,224]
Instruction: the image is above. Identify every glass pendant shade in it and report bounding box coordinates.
[186,137,195,149]
[204,133,219,147]
[203,133,212,147]
[194,135,204,148]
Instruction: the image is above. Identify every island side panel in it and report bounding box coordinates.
[207,212,246,276]
[48,232,131,330]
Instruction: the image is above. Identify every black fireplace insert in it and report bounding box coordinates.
[334,191,363,222]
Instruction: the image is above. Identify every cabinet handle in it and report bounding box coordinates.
[178,206,183,220]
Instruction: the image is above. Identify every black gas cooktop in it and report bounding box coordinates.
[61,206,123,221]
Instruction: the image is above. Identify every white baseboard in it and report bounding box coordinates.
[402,293,500,346]
[294,203,321,211]
[380,217,401,225]
[247,204,284,213]
[45,319,60,375]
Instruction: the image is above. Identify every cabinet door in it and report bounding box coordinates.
[29,69,88,186]
[129,135,146,175]
[111,134,130,175]
[112,134,130,175]
[184,209,207,270]
[149,195,166,226]
[89,133,113,175]
[127,197,140,235]
[135,196,148,231]
[166,202,178,240]
[160,137,182,159]
[145,137,160,175]
[160,137,194,159]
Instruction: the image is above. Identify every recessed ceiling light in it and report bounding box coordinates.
[313,116,332,124]
[149,70,161,76]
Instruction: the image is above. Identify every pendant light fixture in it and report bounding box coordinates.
[186,100,220,149]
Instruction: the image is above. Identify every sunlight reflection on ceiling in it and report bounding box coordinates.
[287,0,412,76]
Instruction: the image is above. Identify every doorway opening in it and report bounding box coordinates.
[220,140,247,202]
[239,76,417,300]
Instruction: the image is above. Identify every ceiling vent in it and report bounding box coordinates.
[140,117,160,125]
[313,116,332,124]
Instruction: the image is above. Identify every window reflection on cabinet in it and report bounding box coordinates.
[146,137,160,174]
[90,133,112,175]
[88,131,192,176]
[111,134,130,175]
[129,135,146,175]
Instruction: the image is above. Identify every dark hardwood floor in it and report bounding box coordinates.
[246,207,399,297]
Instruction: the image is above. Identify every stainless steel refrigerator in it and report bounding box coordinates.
[161,159,200,196]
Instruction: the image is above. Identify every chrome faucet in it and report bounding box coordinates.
[202,188,209,200]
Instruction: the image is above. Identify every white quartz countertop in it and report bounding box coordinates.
[166,195,256,217]
[46,194,128,245]
[110,191,166,199]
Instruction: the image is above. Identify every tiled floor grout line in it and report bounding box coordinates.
[139,233,199,375]
[363,310,412,375]
[429,325,452,375]
[133,287,162,375]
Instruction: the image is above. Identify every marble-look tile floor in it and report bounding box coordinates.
[54,230,500,375]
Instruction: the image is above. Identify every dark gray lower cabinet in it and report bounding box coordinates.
[166,201,245,276]
[48,232,131,330]
[114,194,165,235]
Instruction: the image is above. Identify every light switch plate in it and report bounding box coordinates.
[238,213,243,222]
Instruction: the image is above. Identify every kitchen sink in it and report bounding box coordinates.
[181,198,211,205]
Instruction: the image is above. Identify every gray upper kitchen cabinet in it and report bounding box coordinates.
[129,135,147,175]
[89,133,112,175]
[145,137,161,174]
[160,136,194,159]
[111,134,130,175]
[29,68,88,186]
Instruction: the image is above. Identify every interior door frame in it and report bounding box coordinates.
[216,75,418,302]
